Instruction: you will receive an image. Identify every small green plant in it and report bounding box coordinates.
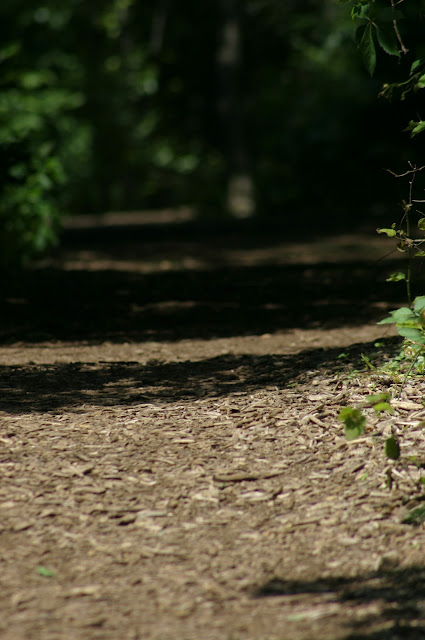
[338,407,366,440]
[339,393,398,460]
[378,295,425,390]
[339,2,425,499]
[372,160,425,387]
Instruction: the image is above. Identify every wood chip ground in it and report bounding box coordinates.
[1,216,424,639]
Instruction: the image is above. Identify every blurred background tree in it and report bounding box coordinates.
[0,0,422,265]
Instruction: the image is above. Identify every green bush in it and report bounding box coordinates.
[0,4,83,267]
[0,82,81,266]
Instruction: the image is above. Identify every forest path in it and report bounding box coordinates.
[1,215,425,640]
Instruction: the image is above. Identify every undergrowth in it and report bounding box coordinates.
[337,4,425,484]
[339,162,425,466]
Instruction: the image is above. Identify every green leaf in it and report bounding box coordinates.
[415,75,425,91]
[377,227,397,237]
[385,436,400,460]
[391,307,416,322]
[345,424,365,441]
[359,23,376,76]
[386,271,406,282]
[367,393,392,414]
[352,3,371,21]
[413,296,425,313]
[375,25,400,57]
[405,120,425,138]
[396,327,425,343]
[338,407,366,440]
[377,316,396,325]
[418,218,425,231]
[378,307,417,326]
[411,59,424,73]
[36,566,55,578]
[372,402,393,414]
[396,320,423,329]
[366,393,390,404]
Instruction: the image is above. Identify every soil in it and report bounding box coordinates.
[1,213,425,640]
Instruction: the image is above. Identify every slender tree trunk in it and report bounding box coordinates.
[217,0,255,217]
[150,0,170,56]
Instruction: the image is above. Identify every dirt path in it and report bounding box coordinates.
[1,216,425,639]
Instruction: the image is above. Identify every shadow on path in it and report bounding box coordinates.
[255,565,425,639]
[0,338,399,413]
[0,259,407,344]
[0,217,414,343]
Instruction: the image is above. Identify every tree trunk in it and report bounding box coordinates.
[217,0,255,218]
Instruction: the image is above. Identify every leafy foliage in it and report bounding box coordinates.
[339,2,425,479]
[1,0,424,266]
[378,296,425,346]
[343,1,425,133]
[342,2,425,367]
[374,164,425,379]
[339,395,403,462]
[0,2,83,266]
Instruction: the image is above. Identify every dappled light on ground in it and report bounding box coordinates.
[0,219,424,640]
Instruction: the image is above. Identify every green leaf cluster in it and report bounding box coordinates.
[378,296,425,346]
[347,1,425,141]
[339,397,402,461]
[0,8,84,267]
[349,1,401,75]
[2,0,424,267]
[405,120,425,138]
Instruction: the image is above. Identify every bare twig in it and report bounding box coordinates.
[390,0,409,55]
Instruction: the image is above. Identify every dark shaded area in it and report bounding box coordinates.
[1,260,405,344]
[0,339,400,414]
[255,566,425,639]
[0,221,409,414]
[0,222,411,345]
[2,0,425,266]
